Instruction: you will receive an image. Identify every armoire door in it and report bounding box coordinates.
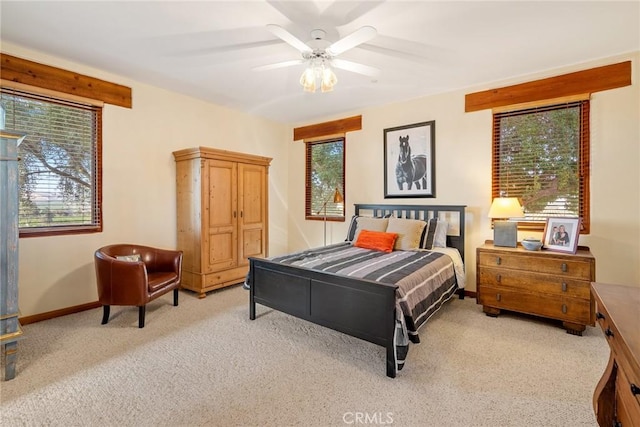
[204,159,238,272]
[238,163,267,265]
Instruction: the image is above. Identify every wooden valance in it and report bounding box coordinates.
[293,115,362,141]
[0,53,132,108]
[465,61,631,112]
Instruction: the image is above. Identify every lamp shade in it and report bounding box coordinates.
[488,197,523,219]
[333,187,344,204]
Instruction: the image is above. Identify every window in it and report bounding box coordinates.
[492,100,590,232]
[1,88,102,237]
[305,137,345,220]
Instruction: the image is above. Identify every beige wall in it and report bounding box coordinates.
[6,42,639,317]
[287,52,640,292]
[4,43,290,317]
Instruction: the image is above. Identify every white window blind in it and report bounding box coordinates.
[1,88,102,235]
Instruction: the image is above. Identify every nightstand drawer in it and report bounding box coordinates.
[478,252,592,280]
[479,286,592,324]
[479,267,590,299]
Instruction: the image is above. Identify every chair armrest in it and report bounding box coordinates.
[95,251,148,305]
[146,248,183,276]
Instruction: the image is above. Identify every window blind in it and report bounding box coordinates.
[492,100,590,232]
[305,138,345,219]
[1,88,102,235]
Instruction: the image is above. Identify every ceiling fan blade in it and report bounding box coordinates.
[327,26,377,56]
[266,24,312,54]
[331,59,380,77]
[252,59,305,72]
[358,34,450,64]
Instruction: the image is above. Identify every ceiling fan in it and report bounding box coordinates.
[255,24,380,93]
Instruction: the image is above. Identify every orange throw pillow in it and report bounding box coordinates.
[354,230,398,253]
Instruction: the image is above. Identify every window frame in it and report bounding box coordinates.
[305,137,346,222]
[492,99,590,233]
[1,88,103,238]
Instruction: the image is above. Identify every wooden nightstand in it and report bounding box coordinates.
[476,240,596,335]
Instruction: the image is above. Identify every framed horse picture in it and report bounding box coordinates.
[383,120,436,198]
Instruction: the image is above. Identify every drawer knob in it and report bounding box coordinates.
[631,383,640,396]
[562,304,567,314]
[596,312,605,320]
[496,256,501,265]
[496,274,501,283]
[605,328,614,338]
[496,293,501,302]
[561,282,567,292]
[561,263,567,272]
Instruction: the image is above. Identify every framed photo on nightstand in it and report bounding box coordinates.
[542,217,581,254]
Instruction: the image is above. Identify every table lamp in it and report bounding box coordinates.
[488,197,523,247]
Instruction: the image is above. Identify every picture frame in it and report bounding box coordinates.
[383,120,435,198]
[542,217,581,254]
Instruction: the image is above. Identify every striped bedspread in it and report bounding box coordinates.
[270,242,460,369]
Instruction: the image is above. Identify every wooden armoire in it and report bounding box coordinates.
[173,147,271,298]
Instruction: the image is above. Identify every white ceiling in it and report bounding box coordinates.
[1,1,638,124]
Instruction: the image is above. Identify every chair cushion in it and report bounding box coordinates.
[147,272,179,293]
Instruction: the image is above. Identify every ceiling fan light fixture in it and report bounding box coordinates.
[321,66,337,93]
[299,61,337,93]
[300,67,317,92]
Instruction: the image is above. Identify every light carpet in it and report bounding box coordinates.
[0,285,609,426]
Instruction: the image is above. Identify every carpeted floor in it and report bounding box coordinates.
[1,285,608,426]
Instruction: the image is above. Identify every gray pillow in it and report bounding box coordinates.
[420,218,438,249]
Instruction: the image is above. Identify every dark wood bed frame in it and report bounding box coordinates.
[248,204,466,378]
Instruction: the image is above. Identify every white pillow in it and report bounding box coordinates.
[115,254,142,262]
[433,220,449,248]
[385,218,427,250]
[351,217,389,243]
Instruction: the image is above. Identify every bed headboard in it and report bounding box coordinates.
[354,204,467,261]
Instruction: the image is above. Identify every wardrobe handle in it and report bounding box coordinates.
[233,211,237,218]
[240,211,243,218]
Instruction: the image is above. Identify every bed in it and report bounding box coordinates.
[247,204,466,378]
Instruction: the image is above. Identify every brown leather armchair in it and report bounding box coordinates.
[94,244,183,328]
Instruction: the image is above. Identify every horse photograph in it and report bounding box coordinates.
[384,121,435,198]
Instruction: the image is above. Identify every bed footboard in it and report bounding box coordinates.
[248,257,398,378]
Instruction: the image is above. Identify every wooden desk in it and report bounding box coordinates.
[591,282,640,426]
